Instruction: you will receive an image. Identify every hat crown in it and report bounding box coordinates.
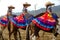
[8,5,15,9]
[23,2,31,7]
[45,1,54,6]
[24,2,28,4]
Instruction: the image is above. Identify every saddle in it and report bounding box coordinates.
[0,15,17,27]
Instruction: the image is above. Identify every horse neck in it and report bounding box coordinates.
[35,13,45,18]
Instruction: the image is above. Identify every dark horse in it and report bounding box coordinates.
[30,12,59,40]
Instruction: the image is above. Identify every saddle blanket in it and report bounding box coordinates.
[10,13,34,28]
[32,12,56,31]
[0,16,8,26]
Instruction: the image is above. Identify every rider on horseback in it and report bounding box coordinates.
[23,2,34,25]
[45,1,58,21]
[45,1,59,36]
[9,2,34,29]
[32,1,58,31]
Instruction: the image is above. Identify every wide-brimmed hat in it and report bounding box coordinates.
[45,1,54,6]
[8,5,15,9]
[23,2,31,7]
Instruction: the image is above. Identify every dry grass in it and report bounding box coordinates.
[2,28,60,40]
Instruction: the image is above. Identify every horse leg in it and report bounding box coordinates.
[0,30,4,40]
[1,26,6,40]
[26,25,30,40]
[30,26,34,40]
[32,29,40,40]
[8,21,15,40]
[14,28,22,40]
[8,26,11,40]
[30,22,35,40]
[13,27,18,40]
[30,24,34,35]
[14,31,17,40]
[52,34,56,40]
[8,25,12,40]
[17,29,22,40]
[52,29,57,40]
[31,25,40,40]
[34,31,40,40]
[1,33,4,40]
[0,25,4,40]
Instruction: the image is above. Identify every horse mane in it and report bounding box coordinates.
[34,13,45,18]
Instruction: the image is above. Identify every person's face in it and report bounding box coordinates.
[9,8,12,11]
[23,8,27,14]
[7,12,11,16]
[7,8,12,16]
[24,6,28,8]
[47,6,52,12]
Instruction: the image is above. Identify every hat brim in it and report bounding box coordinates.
[23,4,31,7]
[8,6,15,9]
[46,3,54,6]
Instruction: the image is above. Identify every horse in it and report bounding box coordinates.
[0,15,22,40]
[0,13,34,40]
[7,15,22,40]
[9,13,34,40]
[0,24,5,40]
[30,12,60,40]
[0,16,8,40]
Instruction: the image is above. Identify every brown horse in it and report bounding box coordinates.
[0,24,5,40]
[0,11,34,40]
[9,13,34,40]
[0,15,21,40]
[0,14,34,40]
[0,16,8,40]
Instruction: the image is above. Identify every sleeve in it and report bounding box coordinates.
[52,13,58,20]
